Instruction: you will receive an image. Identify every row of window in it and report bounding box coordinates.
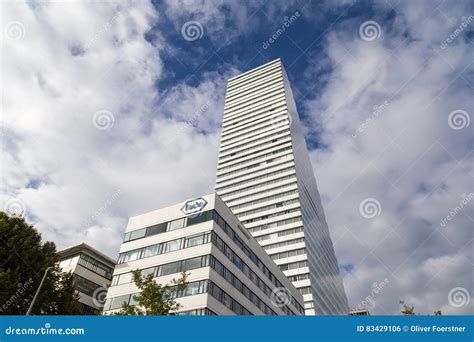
[210,256,279,315]
[219,130,289,164]
[207,281,253,315]
[118,232,211,264]
[104,280,209,311]
[299,287,312,295]
[239,199,300,222]
[218,146,294,174]
[211,233,298,315]
[251,217,303,235]
[263,237,305,251]
[73,274,104,298]
[243,207,300,225]
[223,90,286,123]
[112,255,210,286]
[255,226,304,242]
[224,81,284,112]
[219,129,289,156]
[211,211,304,314]
[123,210,213,243]
[105,280,253,316]
[220,174,296,199]
[287,273,311,282]
[176,308,216,316]
[225,64,281,93]
[225,72,283,103]
[77,253,114,280]
[279,260,309,272]
[229,189,299,212]
[270,248,306,261]
[217,152,293,179]
[224,74,284,107]
[223,87,285,119]
[220,112,288,146]
[216,165,295,193]
[225,183,297,209]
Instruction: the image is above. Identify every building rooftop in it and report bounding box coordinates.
[58,242,116,267]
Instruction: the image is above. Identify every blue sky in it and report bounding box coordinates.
[1,0,473,315]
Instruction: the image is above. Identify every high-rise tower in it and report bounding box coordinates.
[215,59,348,315]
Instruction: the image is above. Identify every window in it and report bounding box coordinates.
[146,223,167,236]
[159,261,180,276]
[117,272,132,285]
[143,244,160,258]
[162,239,181,253]
[186,211,212,226]
[141,267,156,278]
[222,292,232,309]
[123,249,140,262]
[129,229,146,241]
[108,294,130,310]
[183,282,200,296]
[186,234,204,248]
[168,218,185,231]
[183,257,203,271]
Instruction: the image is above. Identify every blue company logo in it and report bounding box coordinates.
[180,197,208,215]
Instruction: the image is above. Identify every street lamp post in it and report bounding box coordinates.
[26,266,54,315]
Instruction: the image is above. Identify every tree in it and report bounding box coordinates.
[399,301,415,315]
[114,270,188,315]
[0,211,81,315]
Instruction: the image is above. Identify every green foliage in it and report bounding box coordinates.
[114,270,188,316]
[399,301,415,315]
[0,211,81,315]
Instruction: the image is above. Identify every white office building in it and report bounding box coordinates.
[58,243,115,314]
[103,193,304,316]
[215,59,349,315]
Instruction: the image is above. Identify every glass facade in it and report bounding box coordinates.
[215,59,349,315]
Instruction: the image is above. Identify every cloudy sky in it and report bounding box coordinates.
[1,0,472,315]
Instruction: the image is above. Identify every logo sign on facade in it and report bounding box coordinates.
[181,197,208,216]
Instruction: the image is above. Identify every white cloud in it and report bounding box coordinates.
[304,1,473,314]
[1,1,223,257]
